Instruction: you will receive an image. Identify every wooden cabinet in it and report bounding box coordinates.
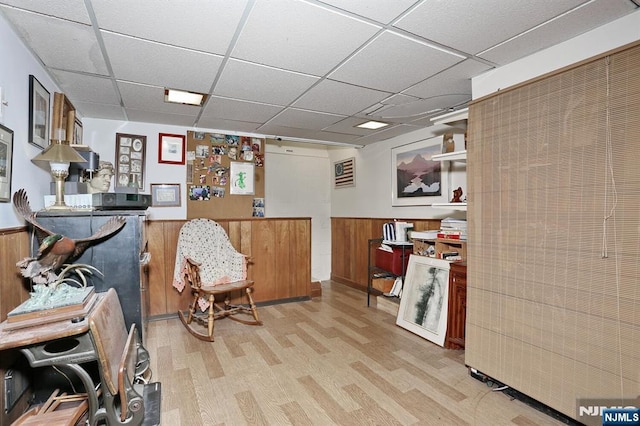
[412,237,466,262]
[445,262,467,349]
[35,211,149,343]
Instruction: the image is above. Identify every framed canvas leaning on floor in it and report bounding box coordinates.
[396,255,450,347]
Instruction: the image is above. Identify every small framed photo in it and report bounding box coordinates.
[73,118,83,145]
[159,133,185,164]
[28,75,50,149]
[0,123,15,202]
[151,183,181,207]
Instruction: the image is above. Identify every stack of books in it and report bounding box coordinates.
[437,218,467,240]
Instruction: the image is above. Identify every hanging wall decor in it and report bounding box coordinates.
[115,133,146,190]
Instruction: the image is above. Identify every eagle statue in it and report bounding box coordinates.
[13,189,126,286]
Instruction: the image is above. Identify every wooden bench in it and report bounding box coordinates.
[88,288,161,425]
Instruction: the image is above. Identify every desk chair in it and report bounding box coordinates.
[172,219,262,341]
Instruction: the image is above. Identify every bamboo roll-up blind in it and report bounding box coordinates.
[465,41,640,424]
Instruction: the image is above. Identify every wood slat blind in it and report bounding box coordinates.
[466,41,640,422]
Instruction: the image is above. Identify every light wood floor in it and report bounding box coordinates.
[145,281,567,426]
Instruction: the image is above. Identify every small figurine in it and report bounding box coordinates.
[442,132,455,153]
[451,187,463,203]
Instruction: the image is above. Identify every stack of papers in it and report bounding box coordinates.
[409,230,439,240]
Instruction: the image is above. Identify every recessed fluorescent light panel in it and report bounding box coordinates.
[164,88,207,106]
[356,120,389,130]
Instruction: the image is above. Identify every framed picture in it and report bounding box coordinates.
[73,118,83,145]
[391,137,448,206]
[229,161,254,195]
[159,133,185,164]
[0,124,14,202]
[396,255,450,347]
[51,92,75,142]
[28,75,50,149]
[151,183,181,207]
[115,133,146,190]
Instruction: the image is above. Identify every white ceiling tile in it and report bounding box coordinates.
[118,81,202,116]
[293,79,391,115]
[381,94,420,105]
[200,97,283,123]
[315,0,420,24]
[73,101,125,121]
[329,31,463,92]
[267,108,345,131]
[257,123,334,140]
[232,0,381,75]
[125,109,197,127]
[51,70,120,105]
[310,131,362,144]
[371,94,470,120]
[353,123,424,144]
[404,59,493,98]
[89,0,248,55]
[0,0,91,24]
[322,117,384,136]
[394,0,586,55]
[102,32,222,93]
[195,117,263,134]
[214,59,319,105]
[478,0,638,65]
[0,7,107,73]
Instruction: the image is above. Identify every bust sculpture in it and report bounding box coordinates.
[86,161,115,194]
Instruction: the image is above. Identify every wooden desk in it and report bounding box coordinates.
[0,294,106,424]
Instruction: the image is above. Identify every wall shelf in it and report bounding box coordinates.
[432,202,467,211]
[431,150,466,162]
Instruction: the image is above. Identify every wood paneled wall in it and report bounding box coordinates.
[147,218,312,317]
[0,228,32,425]
[0,218,311,320]
[0,228,31,321]
[330,217,441,291]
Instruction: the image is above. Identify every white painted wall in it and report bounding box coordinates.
[265,142,331,281]
[0,12,62,227]
[328,125,467,221]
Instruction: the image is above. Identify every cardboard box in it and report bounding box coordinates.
[375,247,410,275]
[372,277,394,293]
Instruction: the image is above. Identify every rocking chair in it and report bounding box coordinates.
[172,219,262,341]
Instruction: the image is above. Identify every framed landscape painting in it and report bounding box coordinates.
[391,137,448,206]
[396,255,450,347]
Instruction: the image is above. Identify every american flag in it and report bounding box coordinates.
[334,157,355,188]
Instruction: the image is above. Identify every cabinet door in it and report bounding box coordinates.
[445,263,467,349]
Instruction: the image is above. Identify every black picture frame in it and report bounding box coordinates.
[28,75,50,149]
[0,123,15,202]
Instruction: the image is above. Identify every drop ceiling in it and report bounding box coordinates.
[1,0,637,146]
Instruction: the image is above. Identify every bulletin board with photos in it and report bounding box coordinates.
[186,131,265,219]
